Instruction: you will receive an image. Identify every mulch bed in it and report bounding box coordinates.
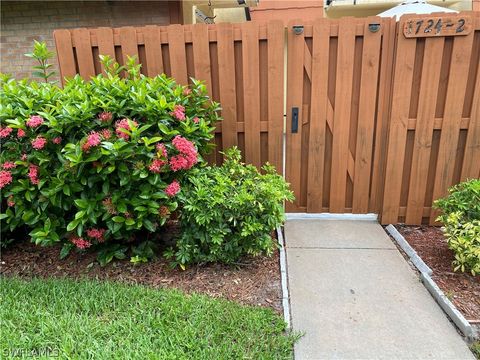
[0,231,282,313]
[396,225,480,321]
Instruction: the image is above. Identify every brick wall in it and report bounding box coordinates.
[0,1,181,80]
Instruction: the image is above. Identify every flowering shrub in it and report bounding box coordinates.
[0,55,220,262]
[434,179,480,275]
[165,147,294,267]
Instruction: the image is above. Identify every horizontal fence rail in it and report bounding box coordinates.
[54,13,480,224]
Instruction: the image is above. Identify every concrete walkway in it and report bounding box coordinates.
[285,219,474,360]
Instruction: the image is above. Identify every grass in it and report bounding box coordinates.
[471,342,480,359]
[0,277,297,359]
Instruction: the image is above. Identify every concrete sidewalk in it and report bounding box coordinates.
[285,219,474,360]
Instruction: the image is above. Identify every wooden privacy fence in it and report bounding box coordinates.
[53,13,480,224]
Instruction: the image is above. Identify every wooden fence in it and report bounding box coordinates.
[53,13,480,224]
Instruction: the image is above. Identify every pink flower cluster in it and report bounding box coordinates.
[31,136,47,150]
[82,131,102,152]
[0,126,13,138]
[98,112,113,123]
[100,129,112,140]
[165,179,180,197]
[2,161,16,170]
[26,115,44,128]
[71,236,92,249]
[17,129,26,138]
[169,136,198,172]
[52,137,62,144]
[171,105,186,121]
[148,143,169,173]
[102,197,117,215]
[149,159,166,174]
[115,119,137,140]
[0,170,13,189]
[28,164,39,185]
[86,228,106,242]
[7,195,15,207]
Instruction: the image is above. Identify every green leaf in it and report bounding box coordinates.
[112,216,125,223]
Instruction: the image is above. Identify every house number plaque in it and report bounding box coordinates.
[403,15,472,38]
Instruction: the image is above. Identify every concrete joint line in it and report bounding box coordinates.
[286,213,378,221]
[387,224,475,340]
[277,226,291,329]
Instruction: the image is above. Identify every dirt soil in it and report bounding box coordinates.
[0,233,282,313]
[396,225,480,320]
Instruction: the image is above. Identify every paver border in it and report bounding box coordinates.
[386,224,475,340]
[276,226,291,329]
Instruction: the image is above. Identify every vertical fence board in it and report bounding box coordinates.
[286,19,305,211]
[381,27,417,224]
[217,23,238,152]
[167,24,188,84]
[352,20,382,213]
[242,22,261,168]
[306,20,330,212]
[53,30,76,84]
[461,55,480,180]
[119,27,139,65]
[192,24,213,95]
[405,38,445,225]
[144,25,164,77]
[267,20,284,174]
[329,19,356,213]
[430,33,474,224]
[96,28,116,74]
[72,29,95,79]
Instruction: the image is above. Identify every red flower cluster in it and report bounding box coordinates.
[26,115,44,128]
[2,161,16,170]
[71,236,92,249]
[0,170,13,189]
[31,136,47,150]
[102,197,117,215]
[149,159,166,174]
[98,111,113,122]
[169,136,198,172]
[17,129,26,138]
[28,164,39,185]
[7,195,15,207]
[82,131,102,152]
[0,126,13,138]
[171,105,186,121]
[115,119,138,140]
[165,179,180,197]
[86,228,106,242]
[100,129,112,140]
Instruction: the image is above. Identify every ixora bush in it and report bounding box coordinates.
[166,147,294,267]
[434,179,480,275]
[0,55,220,264]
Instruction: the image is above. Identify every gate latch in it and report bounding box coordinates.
[291,107,299,133]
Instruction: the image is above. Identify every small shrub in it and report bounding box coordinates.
[166,147,294,267]
[434,179,480,275]
[1,46,220,262]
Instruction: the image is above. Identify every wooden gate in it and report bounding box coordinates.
[285,17,396,213]
[381,13,480,225]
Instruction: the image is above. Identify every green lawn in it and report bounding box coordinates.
[0,277,297,359]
